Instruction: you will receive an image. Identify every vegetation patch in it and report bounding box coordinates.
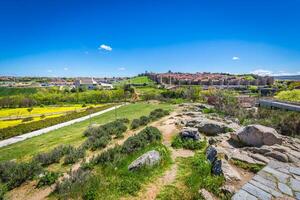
[275,89,300,103]
[230,159,264,173]
[37,171,60,188]
[171,135,207,150]
[53,126,171,199]
[130,108,169,129]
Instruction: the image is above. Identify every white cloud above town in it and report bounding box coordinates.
[64,67,69,71]
[47,69,53,73]
[250,69,300,76]
[99,44,112,51]
[232,56,240,61]
[118,67,126,71]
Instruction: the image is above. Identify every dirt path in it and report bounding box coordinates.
[124,111,194,200]
[7,109,177,200]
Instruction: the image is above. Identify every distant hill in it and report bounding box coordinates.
[274,75,300,81]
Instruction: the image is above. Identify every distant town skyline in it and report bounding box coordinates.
[1,0,300,77]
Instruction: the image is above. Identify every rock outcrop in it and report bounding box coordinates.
[128,150,161,171]
[180,127,200,140]
[232,124,282,147]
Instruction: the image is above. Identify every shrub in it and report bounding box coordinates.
[93,146,122,165]
[121,126,162,154]
[34,145,72,166]
[0,161,42,190]
[0,184,7,200]
[149,108,169,121]
[64,147,86,164]
[139,116,150,126]
[37,171,59,188]
[130,119,141,129]
[171,135,206,150]
[55,168,90,198]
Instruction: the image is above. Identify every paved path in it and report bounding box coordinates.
[259,99,300,112]
[232,160,300,200]
[0,104,124,148]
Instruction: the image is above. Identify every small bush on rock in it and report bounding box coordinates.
[131,119,141,129]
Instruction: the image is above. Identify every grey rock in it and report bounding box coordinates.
[128,150,160,171]
[242,183,272,200]
[206,146,217,163]
[253,175,277,190]
[220,185,236,194]
[290,167,300,176]
[249,180,283,198]
[212,159,223,176]
[232,189,258,200]
[290,178,300,192]
[180,127,200,140]
[265,152,289,162]
[262,166,290,184]
[295,192,300,200]
[222,159,241,181]
[197,119,228,136]
[278,182,293,196]
[248,153,270,164]
[235,124,282,147]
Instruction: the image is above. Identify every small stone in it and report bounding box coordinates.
[222,160,241,181]
[206,146,217,163]
[278,182,293,196]
[249,180,283,198]
[211,159,223,176]
[220,185,235,194]
[295,192,300,200]
[290,167,300,176]
[253,175,277,190]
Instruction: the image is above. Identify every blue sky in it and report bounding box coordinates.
[0,0,300,77]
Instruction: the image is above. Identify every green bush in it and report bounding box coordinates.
[55,168,90,198]
[117,178,141,195]
[171,135,207,150]
[33,145,72,166]
[37,171,59,188]
[121,126,162,154]
[130,119,141,129]
[0,184,7,200]
[0,161,42,190]
[139,116,150,126]
[93,146,122,165]
[64,147,86,164]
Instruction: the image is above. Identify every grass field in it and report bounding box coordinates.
[0,87,38,97]
[116,76,155,86]
[0,102,174,162]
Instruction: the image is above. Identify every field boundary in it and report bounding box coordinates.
[0,104,124,148]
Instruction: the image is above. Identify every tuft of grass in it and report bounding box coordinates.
[230,159,264,173]
[171,135,207,150]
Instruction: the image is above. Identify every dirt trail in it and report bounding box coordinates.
[125,111,194,200]
[7,110,176,200]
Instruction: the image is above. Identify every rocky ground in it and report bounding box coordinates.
[176,103,300,200]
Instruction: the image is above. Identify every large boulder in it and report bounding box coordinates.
[180,127,200,140]
[191,119,228,136]
[128,150,161,171]
[234,125,282,147]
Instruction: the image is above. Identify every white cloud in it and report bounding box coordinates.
[118,67,126,71]
[232,56,240,61]
[64,67,69,71]
[99,44,112,51]
[250,69,299,76]
[47,69,53,73]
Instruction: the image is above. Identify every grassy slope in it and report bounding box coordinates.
[116,76,155,86]
[0,87,38,97]
[0,102,173,162]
